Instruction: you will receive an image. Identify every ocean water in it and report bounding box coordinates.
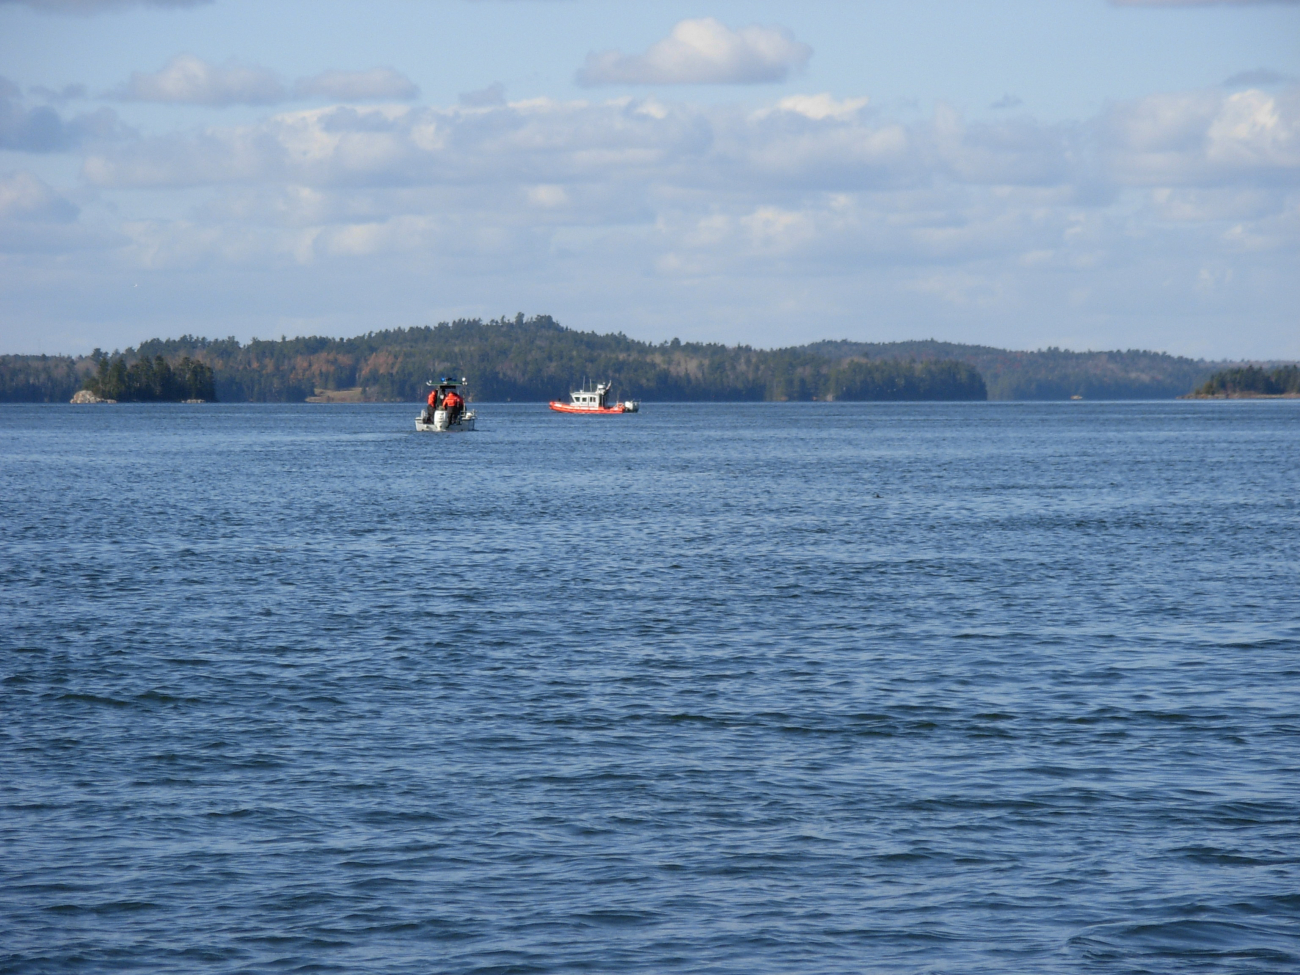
[2,401,1298,975]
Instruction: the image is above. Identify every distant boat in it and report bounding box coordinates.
[416,378,477,432]
[549,381,639,414]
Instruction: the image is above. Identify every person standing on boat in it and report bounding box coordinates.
[424,387,440,422]
[442,388,463,423]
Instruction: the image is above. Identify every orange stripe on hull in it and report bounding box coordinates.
[548,401,628,414]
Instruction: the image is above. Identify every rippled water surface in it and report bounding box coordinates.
[3,401,1299,974]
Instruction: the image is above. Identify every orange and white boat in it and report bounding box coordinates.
[549,381,639,415]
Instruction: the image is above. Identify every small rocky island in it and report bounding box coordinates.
[1184,365,1300,399]
[73,353,216,403]
[70,389,116,404]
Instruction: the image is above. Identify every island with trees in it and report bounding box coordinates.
[77,353,216,403]
[1185,365,1300,399]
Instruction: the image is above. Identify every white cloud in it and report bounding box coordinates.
[116,54,285,106]
[527,184,568,207]
[459,82,506,108]
[741,205,816,251]
[1102,86,1300,183]
[28,82,89,102]
[83,99,718,189]
[933,104,1080,186]
[111,56,422,107]
[1150,186,1284,220]
[79,86,1300,201]
[293,68,419,102]
[577,18,811,86]
[0,169,121,253]
[763,93,870,121]
[1,86,128,151]
[1207,88,1300,167]
[0,170,77,221]
[11,84,1298,357]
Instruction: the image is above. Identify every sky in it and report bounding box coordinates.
[1,0,1297,358]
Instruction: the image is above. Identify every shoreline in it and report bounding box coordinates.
[1179,392,1300,400]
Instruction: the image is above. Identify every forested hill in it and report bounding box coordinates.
[0,316,1279,403]
[806,340,1219,401]
[4,316,985,403]
[127,318,984,402]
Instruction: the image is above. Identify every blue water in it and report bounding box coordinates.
[2,401,1298,974]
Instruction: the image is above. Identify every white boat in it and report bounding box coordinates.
[549,380,639,414]
[416,378,477,432]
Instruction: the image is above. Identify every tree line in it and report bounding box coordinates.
[0,355,92,403]
[4,315,1289,403]
[214,317,980,401]
[806,340,1220,400]
[85,317,983,402]
[1192,365,1300,397]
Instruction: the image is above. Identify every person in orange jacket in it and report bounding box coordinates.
[442,389,463,422]
[423,387,440,422]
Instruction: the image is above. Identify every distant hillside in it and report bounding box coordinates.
[122,316,986,403]
[2,317,1288,403]
[805,340,1222,401]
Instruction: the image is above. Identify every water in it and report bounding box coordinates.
[2,401,1298,974]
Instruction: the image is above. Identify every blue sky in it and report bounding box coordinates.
[1,0,1298,358]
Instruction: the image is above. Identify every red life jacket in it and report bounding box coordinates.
[427,390,438,407]
[444,392,462,410]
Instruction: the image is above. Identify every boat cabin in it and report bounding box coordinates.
[428,378,466,406]
[572,382,613,408]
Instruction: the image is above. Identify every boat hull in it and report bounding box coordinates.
[415,409,476,432]
[548,401,636,414]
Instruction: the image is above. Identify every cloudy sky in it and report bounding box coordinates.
[1,0,1297,358]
